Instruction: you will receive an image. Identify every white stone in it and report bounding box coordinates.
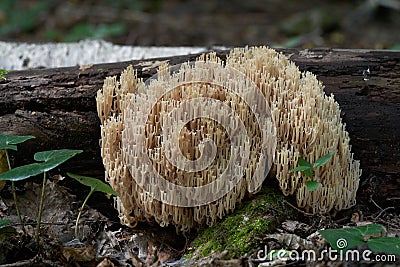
[0,40,213,70]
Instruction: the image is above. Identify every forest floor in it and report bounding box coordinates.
[1,177,399,266]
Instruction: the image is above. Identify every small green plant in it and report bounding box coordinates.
[319,224,400,255]
[0,148,82,245]
[0,219,11,228]
[67,172,118,240]
[0,134,36,234]
[289,151,334,191]
[0,69,8,80]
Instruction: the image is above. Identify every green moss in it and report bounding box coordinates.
[188,186,293,259]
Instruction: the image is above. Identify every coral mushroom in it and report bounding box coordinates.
[96,46,361,231]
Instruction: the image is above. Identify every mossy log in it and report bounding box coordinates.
[0,48,399,204]
[187,187,290,259]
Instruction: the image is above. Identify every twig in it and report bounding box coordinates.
[370,197,383,210]
[386,197,400,201]
[334,216,350,224]
[376,217,400,230]
[0,255,38,267]
[10,222,68,227]
[282,200,313,216]
[372,206,395,220]
[10,219,114,228]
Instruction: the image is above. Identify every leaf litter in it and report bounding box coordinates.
[0,177,185,266]
[0,175,399,266]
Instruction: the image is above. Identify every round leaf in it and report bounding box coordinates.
[0,149,83,181]
[67,172,118,196]
[34,149,82,162]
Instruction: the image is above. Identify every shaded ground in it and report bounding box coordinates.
[1,178,399,266]
[0,0,400,49]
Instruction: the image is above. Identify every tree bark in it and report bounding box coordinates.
[1,48,399,203]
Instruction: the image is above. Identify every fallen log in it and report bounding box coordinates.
[0,48,399,203]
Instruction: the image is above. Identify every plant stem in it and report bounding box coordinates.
[36,171,47,246]
[75,189,94,240]
[5,150,26,236]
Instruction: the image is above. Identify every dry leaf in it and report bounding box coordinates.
[96,257,116,267]
[62,245,96,262]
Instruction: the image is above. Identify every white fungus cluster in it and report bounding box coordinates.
[96,46,361,231]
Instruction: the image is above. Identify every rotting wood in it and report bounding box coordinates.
[0,48,399,203]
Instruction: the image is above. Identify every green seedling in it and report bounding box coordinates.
[0,134,36,234]
[289,151,334,191]
[67,172,118,240]
[319,224,400,255]
[0,219,11,228]
[0,149,82,245]
[0,69,8,80]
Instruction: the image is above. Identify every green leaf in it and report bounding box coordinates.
[0,149,82,181]
[67,172,118,196]
[0,162,44,181]
[313,151,334,168]
[297,157,312,168]
[0,134,35,151]
[319,224,383,252]
[368,237,400,255]
[293,157,314,177]
[34,149,81,162]
[0,69,8,80]
[0,219,11,228]
[33,149,83,173]
[303,168,314,178]
[306,180,319,191]
[356,224,383,236]
[289,165,312,173]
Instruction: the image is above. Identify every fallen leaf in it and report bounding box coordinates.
[96,257,116,267]
[129,250,144,267]
[62,245,96,262]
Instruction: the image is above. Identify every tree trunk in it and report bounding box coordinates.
[1,48,399,203]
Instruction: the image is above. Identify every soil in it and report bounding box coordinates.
[0,1,399,266]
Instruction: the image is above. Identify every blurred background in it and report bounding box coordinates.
[0,0,399,49]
